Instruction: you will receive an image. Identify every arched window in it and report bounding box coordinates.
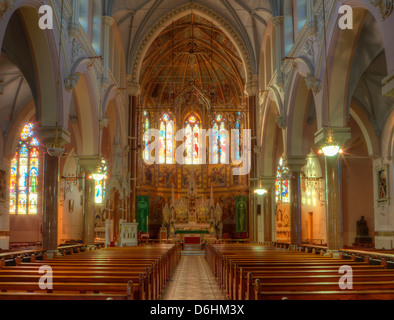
[94,160,107,205]
[10,123,40,215]
[284,0,295,54]
[79,0,101,55]
[159,113,175,164]
[142,111,151,162]
[212,114,227,164]
[233,112,243,162]
[78,1,89,34]
[275,157,290,204]
[296,0,307,33]
[185,114,200,165]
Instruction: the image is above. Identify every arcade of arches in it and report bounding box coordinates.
[0,0,394,258]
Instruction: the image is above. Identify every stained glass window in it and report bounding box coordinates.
[185,114,200,165]
[212,114,227,164]
[275,157,290,204]
[234,113,242,161]
[159,113,174,164]
[95,178,106,204]
[10,123,39,215]
[142,112,150,162]
[94,160,107,204]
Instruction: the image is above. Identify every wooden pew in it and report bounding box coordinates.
[0,244,181,300]
[254,279,394,300]
[0,280,136,300]
[205,243,394,301]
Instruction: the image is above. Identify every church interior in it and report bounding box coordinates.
[0,0,394,301]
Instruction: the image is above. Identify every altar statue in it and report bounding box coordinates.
[354,216,372,247]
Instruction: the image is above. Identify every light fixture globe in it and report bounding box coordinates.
[322,145,340,157]
[92,173,106,181]
[46,145,64,158]
[322,129,340,157]
[92,158,107,181]
[254,189,267,196]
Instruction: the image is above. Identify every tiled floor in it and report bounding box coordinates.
[162,255,226,300]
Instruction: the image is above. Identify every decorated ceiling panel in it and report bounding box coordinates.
[140,14,246,109]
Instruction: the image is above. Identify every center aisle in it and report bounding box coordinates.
[162,255,226,300]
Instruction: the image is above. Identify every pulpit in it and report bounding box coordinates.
[118,220,138,247]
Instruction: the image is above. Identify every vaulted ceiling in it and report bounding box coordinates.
[111,0,273,75]
[140,14,246,108]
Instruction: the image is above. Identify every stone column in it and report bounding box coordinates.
[261,177,276,243]
[102,16,115,84]
[285,157,307,246]
[246,76,258,242]
[315,127,351,253]
[37,127,70,257]
[0,155,13,250]
[42,153,59,253]
[272,16,284,87]
[79,156,98,246]
[324,155,343,251]
[127,81,140,223]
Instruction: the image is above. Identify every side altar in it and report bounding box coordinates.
[161,170,223,242]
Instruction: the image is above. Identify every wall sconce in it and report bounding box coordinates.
[69,199,74,213]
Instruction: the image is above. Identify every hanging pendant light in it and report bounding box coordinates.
[321,127,340,157]
[92,158,107,181]
[321,132,340,157]
[321,0,341,158]
[47,0,65,158]
[254,188,268,196]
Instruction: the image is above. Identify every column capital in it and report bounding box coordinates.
[78,156,100,173]
[258,176,277,188]
[272,15,284,27]
[102,16,115,27]
[37,127,71,146]
[245,74,259,96]
[382,71,394,97]
[314,126,351,147]
[127,77,141,96]
[284,156,307,173]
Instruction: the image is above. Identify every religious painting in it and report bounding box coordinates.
[137,195,149,233]
[236,195,248,233]
[377,166,389,204]
[182,167,202,189]
[158,166,177,188]
[143,164,154,186]
[149,196,165,225]
[0,169,6,202]
[209,165,227,187]
[222,196,236,224]
[276,204,291,241]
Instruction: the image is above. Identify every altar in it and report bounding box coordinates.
[175,229,210,244]
[162,170,223,240]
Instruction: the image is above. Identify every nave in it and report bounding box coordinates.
[161,255,225,301]
[2,242,394,300]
